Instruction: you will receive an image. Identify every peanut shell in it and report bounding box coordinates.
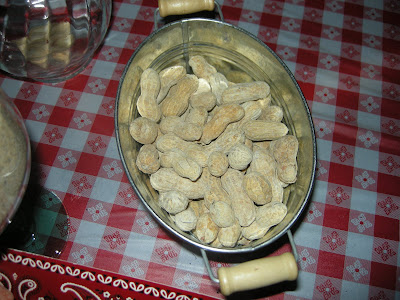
[221,81,270,105]
[201,104,244,144]
[129,117,158,144]
[228,144,253,170]
[185,106,208,127]
[218,220,241,248]
[209,201,235,228]
[221,168,256,227]
[137,68,161,122]
[159,190,189,214]
[243,171,272,205]
[136,144,160,174]
[174,207,197,231]
[260,105,284,122]
[203,169,231,208]
[150,168,205,199]
[256,201,287,228]
[189,55,217,80]
[243,120,288,141]
[157,65,186,103]
[241,221,270,241]
[194,213,219,244]
[160,148,202,181]
[189,91,216,111]
[207,151,229,177]
[161,74,198,117]
[160,116,202,141]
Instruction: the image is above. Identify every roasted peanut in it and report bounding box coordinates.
[260,105,284,122]
[210,236,223,248]
[201,104,244,144]
[207,151,229,177]
[137,68,162,122]
[174,207,198,231]
[209,201,235,228]
[257,94,272,108]
[276,163,297,185]
[129,117,158,144]
[243,171,272,205]
[256,201,287,228]
[160,148,202,181]
[204,128,246,156]
[243,120,288,141]
[156,133,189,152]
[161,74,198,117]
[189,200,209,218]
[242,222,270,241]
[160,116,202,141]
[209,72,229,104]
[185,106,208,127]
[221,81,270,105]
[156,133,207,166]
[248,145,276,177]
[228,144,253,170]
[218,220,241,247]
[159,190,189,214]
[150,168,205,199]
[245,138,253,151]
[241,220,270,241]
[270,135,298,164]
[189,55,217,80]
[203,168,231,208]
[157,65,186,103]
[237,236,252,247]
[189,91,217,111]
[252,140,271,150]
[221,168,256,227]
[248,146,284,203]
[256,95,272,120]
[184,143,209,167]
[194,213,219,244]
[229,101,262,130]
[136,144,160,174]
[270,135,299,184]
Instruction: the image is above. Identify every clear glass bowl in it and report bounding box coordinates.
[0,89,31,235]
[0,0,112,83]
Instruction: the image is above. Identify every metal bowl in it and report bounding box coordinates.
[115,18,316,254]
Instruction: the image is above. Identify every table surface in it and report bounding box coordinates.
[0,0,399,299]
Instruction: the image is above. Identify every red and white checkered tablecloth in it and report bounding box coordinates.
[0,0,399,299]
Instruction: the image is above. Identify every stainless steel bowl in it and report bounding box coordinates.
[115,17,316,255]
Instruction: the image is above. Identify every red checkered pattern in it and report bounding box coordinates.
[0,0,399,299]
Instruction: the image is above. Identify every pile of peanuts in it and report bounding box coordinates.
[129,55,298,248]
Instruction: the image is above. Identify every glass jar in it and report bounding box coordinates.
[0,0,112,82]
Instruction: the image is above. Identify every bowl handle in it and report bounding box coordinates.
[154,0,224,30]
[217,252,298,296]
[200,230,299,296]
[158,0,215,17]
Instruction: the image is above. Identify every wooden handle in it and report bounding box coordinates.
[158,0,215,17]
[217,252,298,296]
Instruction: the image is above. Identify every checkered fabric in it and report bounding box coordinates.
[0,0,399,299]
